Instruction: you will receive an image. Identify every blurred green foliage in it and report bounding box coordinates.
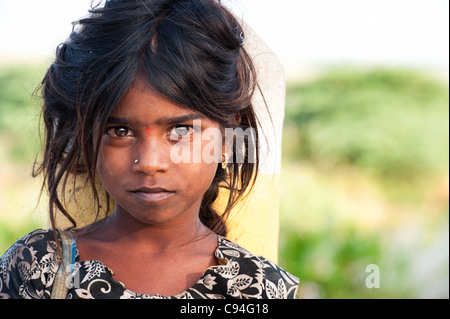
[280,67,449,299]
[284,67,449,181]
[0,64,45,163]
[0,63,48,253]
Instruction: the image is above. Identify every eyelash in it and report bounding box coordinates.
[168,125,197,140]
[104,125,198,139]
[105,126,134,138]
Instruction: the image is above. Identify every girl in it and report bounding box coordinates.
[0,0,299,299]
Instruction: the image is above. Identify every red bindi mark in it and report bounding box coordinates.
[145,126,154,137]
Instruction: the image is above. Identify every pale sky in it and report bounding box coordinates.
[0,0,448,72]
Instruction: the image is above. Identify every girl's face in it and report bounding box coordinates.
[96,78,224,226]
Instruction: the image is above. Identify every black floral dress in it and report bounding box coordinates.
[0,229,299,299]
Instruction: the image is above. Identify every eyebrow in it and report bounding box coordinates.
[106,117,130,125]
[166,114,206,125]
[106,114,206,126]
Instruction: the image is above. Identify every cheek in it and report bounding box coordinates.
[186,133,222,192]
[182,162,218,194]
[96,143,128,183]
[96,154,113,189]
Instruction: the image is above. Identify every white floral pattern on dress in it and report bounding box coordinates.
[0,229,299,299]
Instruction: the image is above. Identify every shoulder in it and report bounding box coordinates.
[214,236,300,299]
[0,229,60,299]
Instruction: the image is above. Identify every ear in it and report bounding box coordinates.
[222,133,232,160]
[222,112,241,157]
[233,112,241,126]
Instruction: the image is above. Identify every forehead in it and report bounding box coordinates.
[113,79,188,116]
[110,78,219,128]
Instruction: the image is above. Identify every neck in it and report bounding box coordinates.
[94,206,213,254]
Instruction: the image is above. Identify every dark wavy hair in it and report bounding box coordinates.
[35,0,260,237]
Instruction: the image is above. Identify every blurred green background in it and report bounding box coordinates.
[280,66,449,298]
[0,61,448,298]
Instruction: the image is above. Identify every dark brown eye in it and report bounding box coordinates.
[168,125,195,141]
[115,127,129,137]
[173,126,192,136]
[105,126,132,138]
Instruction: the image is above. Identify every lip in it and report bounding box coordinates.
[129,187,176,204]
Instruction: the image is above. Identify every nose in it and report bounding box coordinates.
[132,137,170,175]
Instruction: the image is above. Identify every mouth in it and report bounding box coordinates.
[129,187,176,204]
